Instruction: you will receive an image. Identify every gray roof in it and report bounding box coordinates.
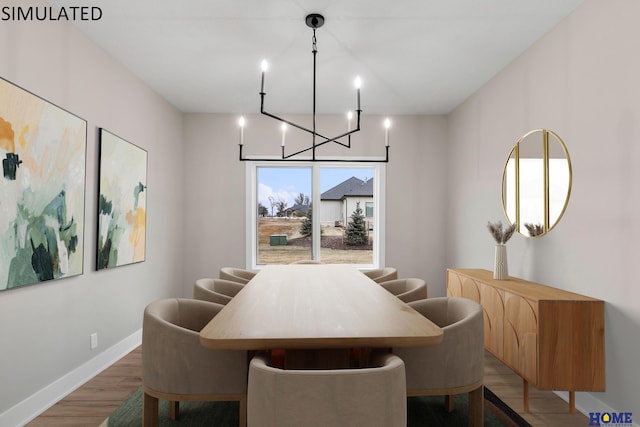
[321,177,373,200]
[287,204,310,214]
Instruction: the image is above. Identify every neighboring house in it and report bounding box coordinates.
[285,203,310,217]
[320,176,374,228]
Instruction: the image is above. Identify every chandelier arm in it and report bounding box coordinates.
[239,145,389,163]
[260,110,360,149]
[280,132,351,158]
[259,110,315,136]
[281,128,361,158]
[283,144,319,159]
[260,107,361,146]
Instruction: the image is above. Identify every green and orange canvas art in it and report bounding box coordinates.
[97,128,147,270]
[0,77,87,291]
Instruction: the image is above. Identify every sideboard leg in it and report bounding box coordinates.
[523,378,529,412]
[569,391,576,413]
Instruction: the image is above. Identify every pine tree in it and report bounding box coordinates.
[300,204,313,238]
[345,202,368,246]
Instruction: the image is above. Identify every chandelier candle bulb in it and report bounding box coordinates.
[347,111,353,131]
[238,116,245,145]
[260,60,268,93]
[354,77,362,111]
[384,118,391,146]
[281,123,287,146]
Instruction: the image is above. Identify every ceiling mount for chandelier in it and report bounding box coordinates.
[237,13,391,163]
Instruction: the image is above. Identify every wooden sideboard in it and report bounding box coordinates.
[447,268,605,413]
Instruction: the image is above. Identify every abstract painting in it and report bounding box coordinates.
[97,129,147,270]
[0,77,87,291]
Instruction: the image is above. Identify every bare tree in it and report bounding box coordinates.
[294,193,310,206]
[275,198,288,217]
[267,196,276,217]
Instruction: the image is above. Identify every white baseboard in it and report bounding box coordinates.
[554,391,640,427]
[0,329,142,427]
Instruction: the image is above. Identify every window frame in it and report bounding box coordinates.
[245,161,386,271]
[365,201,374,218]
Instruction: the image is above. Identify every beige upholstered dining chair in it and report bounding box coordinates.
[142,298,247,427]
[393,297,485,427]
[363,267,398,283]
[248,352,406,427]
[219,267,256,284]
[378,278,427,303]
[193,278,244,305]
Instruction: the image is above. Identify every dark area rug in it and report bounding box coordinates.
[105,386,531,426]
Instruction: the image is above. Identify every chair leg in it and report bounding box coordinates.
[143,392,159,427]
[468,385,484,427]
[238,396,247,427]
[169,400,179,420]
[444,394,455,412]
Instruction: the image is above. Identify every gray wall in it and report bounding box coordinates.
[446,0,640,417]
[182,113,449,297]
[0,0,185,420]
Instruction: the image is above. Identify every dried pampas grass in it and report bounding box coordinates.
[487,221,517,244]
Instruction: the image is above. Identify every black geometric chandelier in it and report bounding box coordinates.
[238,13,390,163]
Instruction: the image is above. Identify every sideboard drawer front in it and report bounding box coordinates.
[461,277,480,302]
[447,270,480,302]
[536,300,606,391]
[480,283,505,358]
[504,292,538,383]
[447,270,462,297]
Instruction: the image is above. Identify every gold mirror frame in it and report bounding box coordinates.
[501,129,572,238]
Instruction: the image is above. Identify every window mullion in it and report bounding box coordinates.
[311,165,321,260]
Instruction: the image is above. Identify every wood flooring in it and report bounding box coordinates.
[27,347,589,427]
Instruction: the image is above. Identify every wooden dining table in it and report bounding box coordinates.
[200,264,443,368]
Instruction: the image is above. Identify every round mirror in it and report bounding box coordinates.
[501,129,572,238]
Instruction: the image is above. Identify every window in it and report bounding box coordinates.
[246,162,385,269]
[365,202,374,218]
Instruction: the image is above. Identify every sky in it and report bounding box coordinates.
[258,166,374,210]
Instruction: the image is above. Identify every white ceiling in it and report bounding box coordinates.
[49,0,584,115]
